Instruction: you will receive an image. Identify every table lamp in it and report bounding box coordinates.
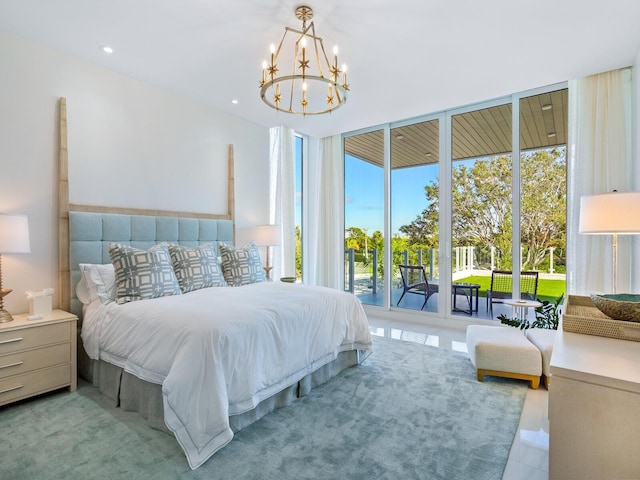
[0,214,31,322]
[254,224,280,281]
[579,191,640,293]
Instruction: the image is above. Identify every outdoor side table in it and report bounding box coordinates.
[504,298,542,321]
[452,283,480,315]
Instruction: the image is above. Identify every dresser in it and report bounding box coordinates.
[0,310,77,406]
[549,324,640,479]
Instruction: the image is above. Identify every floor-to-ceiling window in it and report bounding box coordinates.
[344,129,384,304]
[343,84,567,321]
[518,89,567,304]
[450,103,513,317]
[391,119,440,313]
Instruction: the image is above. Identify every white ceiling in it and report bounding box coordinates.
[1,0,639,138]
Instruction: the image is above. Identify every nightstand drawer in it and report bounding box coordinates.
[0,323,70,355]
[0,364,71,406]
[0,343,70,380]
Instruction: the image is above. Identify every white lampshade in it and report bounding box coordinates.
[254,224,280,246]
[579,192,640,234]
[0,214,31,253]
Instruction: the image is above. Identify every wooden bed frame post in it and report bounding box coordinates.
[57,96,236,311]
[59,97,70,313]
[228,144,235,243]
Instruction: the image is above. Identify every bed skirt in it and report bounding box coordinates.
[84,348,367,436]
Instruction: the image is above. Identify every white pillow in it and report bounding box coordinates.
[77,263,116,305]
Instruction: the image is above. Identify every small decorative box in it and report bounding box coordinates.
[26,288,54,316]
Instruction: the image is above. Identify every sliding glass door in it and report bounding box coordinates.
[343,84,567,320]
[391,119,440,313]
[518,89,567,305]
[344,129,384,306]
[450,103,513,317]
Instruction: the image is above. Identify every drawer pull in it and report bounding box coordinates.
[0,337,23,345]
[0,384,24,395]
[0,361,23,370]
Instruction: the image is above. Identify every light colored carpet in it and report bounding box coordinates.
[0,335,527,480]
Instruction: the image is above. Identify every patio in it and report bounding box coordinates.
[355,283,516,321]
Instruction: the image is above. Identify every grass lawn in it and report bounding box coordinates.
[455,275,566,303]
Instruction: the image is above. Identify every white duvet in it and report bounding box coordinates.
[81,281,372,469]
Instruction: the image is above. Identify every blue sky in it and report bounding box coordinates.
[345,154,439,235]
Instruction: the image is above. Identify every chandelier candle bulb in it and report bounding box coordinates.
[269,44,276,80]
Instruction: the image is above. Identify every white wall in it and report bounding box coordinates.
[633,46,640,292]
[0,32,270,314]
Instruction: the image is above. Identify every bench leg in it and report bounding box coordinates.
[477,368,540,389]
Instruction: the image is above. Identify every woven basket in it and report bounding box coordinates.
[563,295,640,342]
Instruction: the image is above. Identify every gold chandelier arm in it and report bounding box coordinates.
[335,84,342,104]
[308,23,326,79]
[274,30,290,58]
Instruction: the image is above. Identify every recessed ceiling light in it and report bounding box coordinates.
[100,45,114,54]
[395,134,404,140]
[231,99,238,105]
[547,132,556,138]
[542,104,552,111]
[424,152,432,157]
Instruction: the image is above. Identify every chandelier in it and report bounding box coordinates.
[260,6,349,115]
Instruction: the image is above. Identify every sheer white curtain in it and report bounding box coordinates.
[269,126,296,280]
[567,68,633,295]
[306,135,344,288]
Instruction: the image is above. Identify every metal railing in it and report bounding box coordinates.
[344,245,564,293]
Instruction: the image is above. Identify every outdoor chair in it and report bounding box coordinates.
[397,264,439,310]
[486,270,539,315]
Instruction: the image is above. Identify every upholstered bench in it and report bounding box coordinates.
[466,325,542,389]
[525,328,556,389]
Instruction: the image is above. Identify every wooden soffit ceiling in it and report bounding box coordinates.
[345,88,568,169]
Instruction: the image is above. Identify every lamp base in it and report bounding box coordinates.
[0,308,14,323]
[263,265,273,281]
[0,288,13,322]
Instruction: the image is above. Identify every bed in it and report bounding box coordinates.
[56,98,373,469]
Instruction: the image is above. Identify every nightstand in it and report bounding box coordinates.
[0,309,77,406]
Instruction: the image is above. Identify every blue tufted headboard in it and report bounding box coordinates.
[68,211,234,321]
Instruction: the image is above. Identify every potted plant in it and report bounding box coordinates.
[498,293,564,330]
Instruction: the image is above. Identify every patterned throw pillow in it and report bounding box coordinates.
[218,242,265,286]
[168,244,227,293]
[109,243,182,304]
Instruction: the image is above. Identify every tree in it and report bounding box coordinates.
[399,147,566,271]
[520,149,566,270]
[345,227,366,251]
[295,225,302,278]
